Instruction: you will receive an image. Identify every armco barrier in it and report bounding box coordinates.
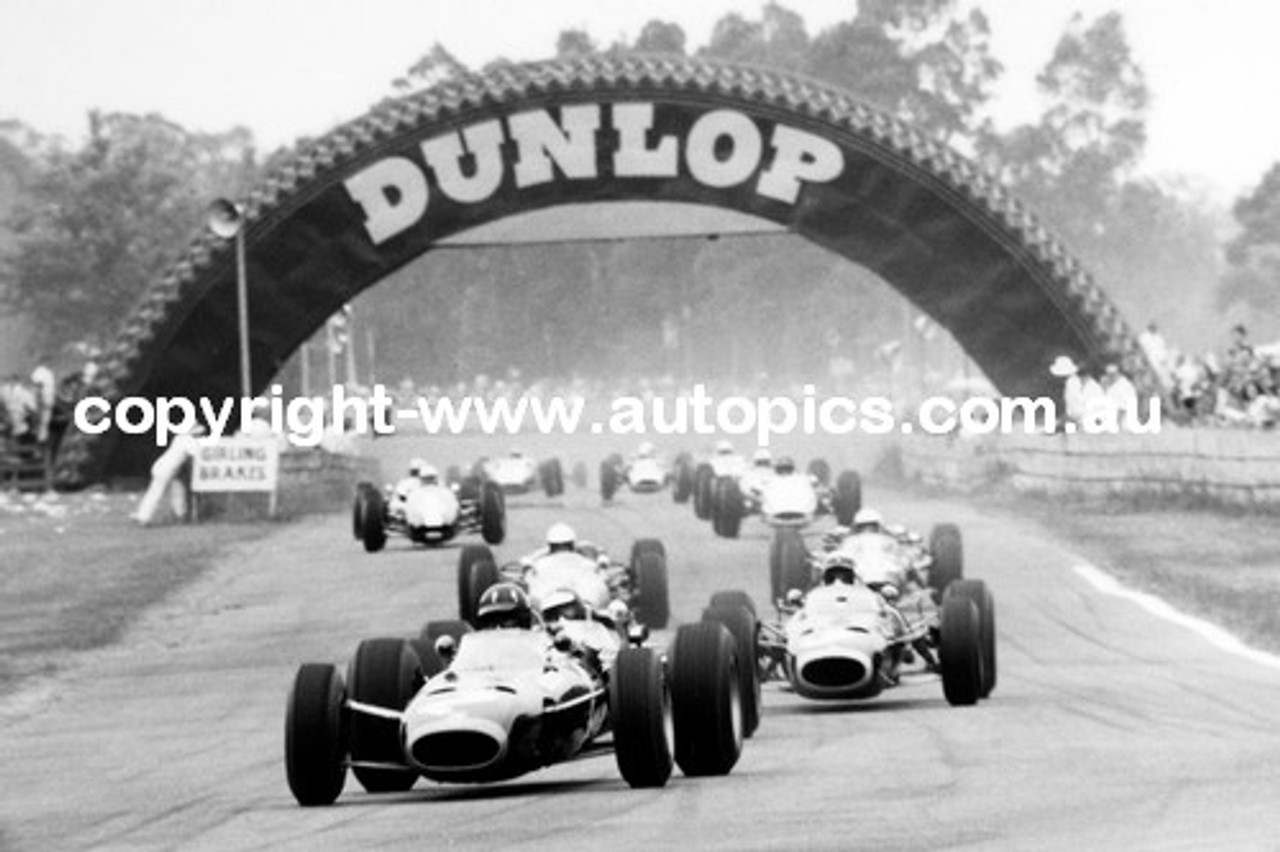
[898,428,1280,507]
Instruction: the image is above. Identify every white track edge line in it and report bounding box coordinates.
[1073,562,1280,671]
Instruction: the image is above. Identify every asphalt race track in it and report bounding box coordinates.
[3,434,1280,851]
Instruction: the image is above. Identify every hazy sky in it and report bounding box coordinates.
[1,0,1276,200]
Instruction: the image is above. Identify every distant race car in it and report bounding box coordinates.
[689,441,748,520]
[283,594,751,805]
[707,455,862,539]
[599,442,694,502]
[351,474,505,552]
[753,540,996,707]
[464,451,564,497]
[453,527,671,631]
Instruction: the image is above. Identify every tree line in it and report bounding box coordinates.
[0,1,1271,388]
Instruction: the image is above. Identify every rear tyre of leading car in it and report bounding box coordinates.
[457,545,500,626]
[346,638,420,792]
[701,598,761,738]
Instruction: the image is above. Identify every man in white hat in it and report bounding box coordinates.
[1049,355,1085,427]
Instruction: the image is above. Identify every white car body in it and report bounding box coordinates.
[783,581,900,699]
[709,454,747,478]
[832,532,910,587]
[759,473,820,527]
[483,455,539,492]
[626,457,667,491]
[401,484,462,541]
[738,466,774,498]
[522,550,613,611]
[401,629,606,780]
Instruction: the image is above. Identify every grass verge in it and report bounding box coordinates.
[904,478,1280,655]
[0,490,276,697]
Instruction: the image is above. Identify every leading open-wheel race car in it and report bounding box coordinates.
[351,473,505,553]
[758,519,996,706]
[283,594,753,805]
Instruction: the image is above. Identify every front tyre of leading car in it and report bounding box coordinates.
[669,621,744,776]
[285,663,348,806]
[611,646,674,788]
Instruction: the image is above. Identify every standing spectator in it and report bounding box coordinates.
[1172,354,1207,419]
[1227,323,1254,362]
[1080,365,1107,426]
[133,424,207,525]
[1225,324,1260,397]
[0,373,37,443]
[30,361,56,444]
[1138,322,1171,388]
[1050,355,1085,427]
[1102,363,1138,425]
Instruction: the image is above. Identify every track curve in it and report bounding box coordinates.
[3,435,1279,851]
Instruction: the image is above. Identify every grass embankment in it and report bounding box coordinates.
[0,490,276,697]
[960,485,1280,654]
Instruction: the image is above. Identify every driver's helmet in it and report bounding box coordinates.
[774,456,797,475]
[637,441,657,459]
[408,457,427,477]
[475,582,534,629]
[546,522,576,553]
[886,522,907,539]
[509,449,525,458]
[418,463,440,486]
[853,508,884,534]
[752,447,773,467]
[822,554,858,586]
[823,525,851,551]
[541,588,588,623]
[715,440,734,456]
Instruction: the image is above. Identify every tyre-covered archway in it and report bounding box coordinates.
[59,55,1155,485]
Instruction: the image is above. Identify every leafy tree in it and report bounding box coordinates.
[633,20,687,55]
[556,29,597,58]
[0,112,258,352]
[1219,163,1280,315]
[701,3,810,72]
[390,43,472,96]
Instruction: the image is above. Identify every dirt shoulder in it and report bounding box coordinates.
[0,489,276,697]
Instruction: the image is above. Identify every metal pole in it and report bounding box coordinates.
[345,305,358,388]
[299,338,311,398]
[235,228,251,399]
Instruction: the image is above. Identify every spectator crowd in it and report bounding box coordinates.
[1139,322,1280,429]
